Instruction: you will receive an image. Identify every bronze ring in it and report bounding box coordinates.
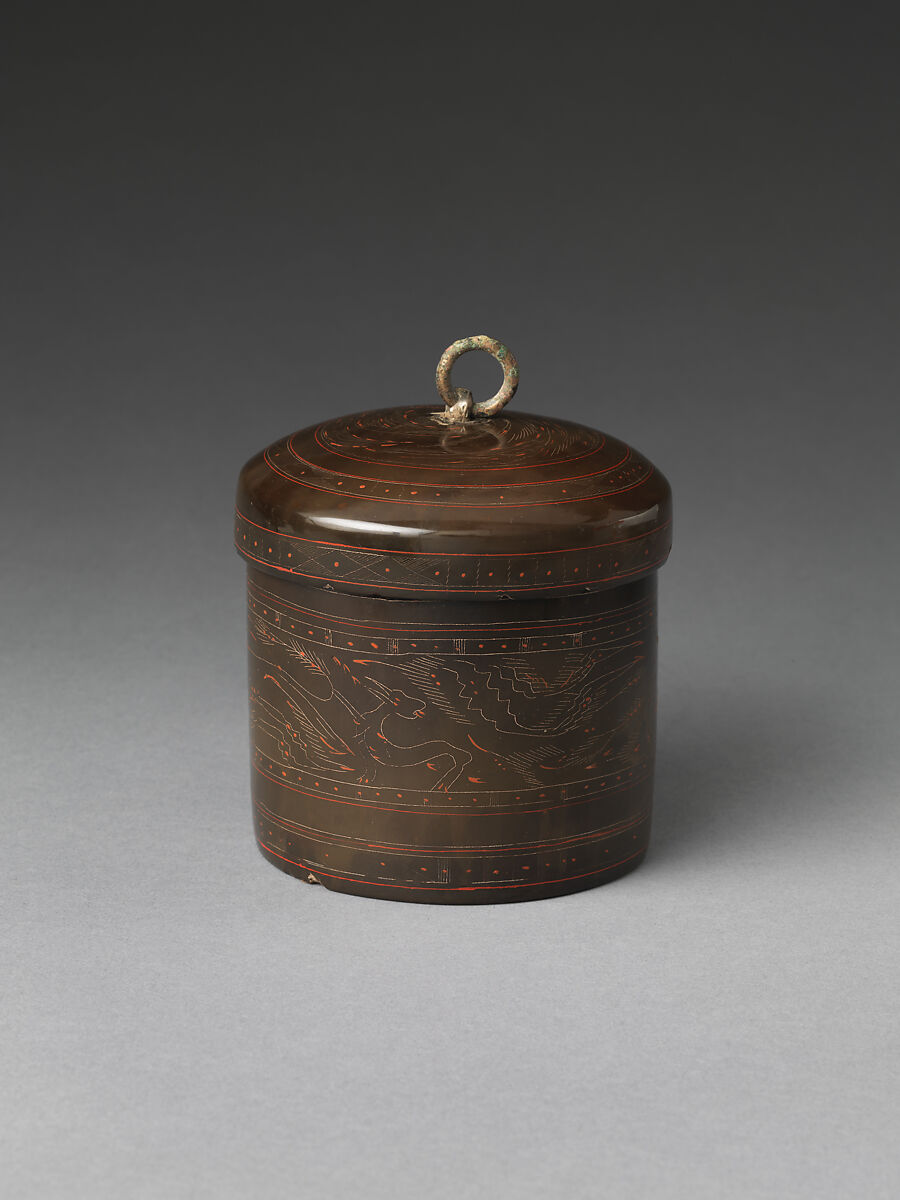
[434,335,519,423]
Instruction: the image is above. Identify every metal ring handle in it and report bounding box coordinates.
[434,335,519,424]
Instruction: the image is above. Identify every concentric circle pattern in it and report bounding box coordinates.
[236,406,672,598]
[314,407,602,474]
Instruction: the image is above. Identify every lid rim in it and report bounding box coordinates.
[234,507,671,602]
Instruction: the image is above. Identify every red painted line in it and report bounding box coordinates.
[236,541,671,593]
[246,577,653,633]
[235,506,670,557]
[292,435,630,487]
[250,631,646,680]
[253,794,648,854]
[310,422,607,472]
[252,760,647,816]
[252,624,648,654]
[263,448,656,507]
[257,836,645,892]
[362,818,647,854]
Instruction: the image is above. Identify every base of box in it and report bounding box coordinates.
[255,835,648,904]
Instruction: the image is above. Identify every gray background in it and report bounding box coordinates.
[3,6,899,1197]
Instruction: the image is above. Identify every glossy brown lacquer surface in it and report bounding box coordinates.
[236,406,672,601]
[236,402,671,903]
[246,569,657,903]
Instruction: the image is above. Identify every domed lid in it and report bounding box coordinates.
[235,336,672,600]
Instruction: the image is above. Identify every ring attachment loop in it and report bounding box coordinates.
[434,335,519,424]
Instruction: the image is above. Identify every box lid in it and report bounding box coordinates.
[235,336,672,600]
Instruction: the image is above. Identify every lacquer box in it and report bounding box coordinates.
[234,336,672,902]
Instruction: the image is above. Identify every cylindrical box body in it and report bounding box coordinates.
[246,568,658,903]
